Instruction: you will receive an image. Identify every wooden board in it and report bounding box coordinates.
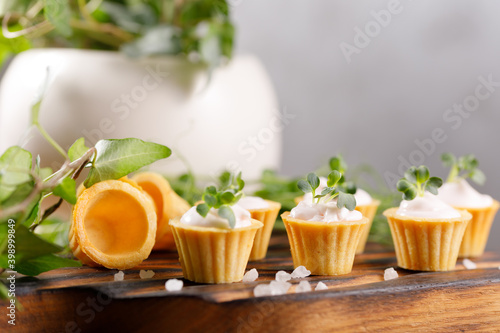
[2,233,500,332]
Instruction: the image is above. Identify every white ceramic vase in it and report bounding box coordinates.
[0,49,283,180]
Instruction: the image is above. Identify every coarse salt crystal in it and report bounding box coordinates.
[291,266,311,279]
[295,280,312,293]
[384,267,398,281]
[254,281,291,297]
[243,268,259,282]
[463,259,477,270]
[139,270,155,279]
[114,271,124,281]
[253,284,271,297]
[275,270,292,282]
[315,281,328,291]
[269,281,291,295]
[165,279,183,291]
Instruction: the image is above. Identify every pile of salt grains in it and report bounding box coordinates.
[245,266,328,297]
[114,260,494,295]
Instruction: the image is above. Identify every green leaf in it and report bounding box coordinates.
[337,192,356,211]
[307,173,320,190]
[320,187,334,196]
[470,169,486,185]
[441,153,456,168]
[15,254,81,276]
[220,191,235,204]
[34,217,70,248]
[459,154,477,171]
[236,177,245,191]
[0,24,31,69]
[68,137,90,162]
[329,156,347,173]
[425,177,443,195]
[203,193,217,207]
[343,181,357,195]
[84,138,171,187]
[218,205,235,229]
[43,0,72,37]
[0,225,61,267]
[38,167,53,181]
[416,166,430,183]
[402,188,417,201]
[0,146,33,202]
[297,179,312,194]
[397,179,418,201]
[196,203,209,217]
[22,202,40,227]
[53,178,77,205]
[121,25,181,57]
[206,186,217,195]
[219,171,231,188]
[327,170,342,187]
[404,166,417,183]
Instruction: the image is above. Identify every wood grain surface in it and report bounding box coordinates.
[2,233,500,333]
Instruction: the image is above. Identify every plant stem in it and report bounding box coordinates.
[0,148,96,220]
[36,124,68,160]
[446,165,459,183]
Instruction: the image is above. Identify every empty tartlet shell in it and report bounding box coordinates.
[454,200,499,258]
[282,212,368,276]
[169,218,263,284]
[131,172,191,251]
[246,200,281,261]
[69,180,157,270]
[384,208,472,271]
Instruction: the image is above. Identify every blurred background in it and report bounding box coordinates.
[1,0,499,250]
[231,0,500,250]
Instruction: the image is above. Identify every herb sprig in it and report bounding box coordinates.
[195,172,244,228]
[441,153,485,185]
[396,166,443,200]
[1,0,235,69]
[0,75,171,281]
[297,171,357,211]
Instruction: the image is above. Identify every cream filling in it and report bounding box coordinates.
[180,204,252,228]
[238,196,270,210]
[437,179,493,208]
[397,192,461,219]
[291,200,362,222]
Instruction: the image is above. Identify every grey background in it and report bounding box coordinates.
[232,0,500,251]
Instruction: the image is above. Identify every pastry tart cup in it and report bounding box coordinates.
[282,212,368,275]
[132,172,191,251]
[70,180,157,269]
[454,200,499,258]
[384,208,472,271]
[169,218,263,284]
[354,200,381,254]
[246,200,281,261]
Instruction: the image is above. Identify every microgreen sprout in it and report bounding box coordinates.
[328,155,356,193]
[441,153,486,185]
[195,172,245,228]
[297,171,357,211]
[396,166,443,200]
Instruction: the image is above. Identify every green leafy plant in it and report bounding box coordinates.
[396,166,443,200]
[0,78,171,282]
[297,171,357,211]
[441,153,486,185]
[253,169,301,213]
[195,171,244,228]
[0,0,234,69]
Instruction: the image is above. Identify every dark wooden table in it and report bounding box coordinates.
[3,233,500,332]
